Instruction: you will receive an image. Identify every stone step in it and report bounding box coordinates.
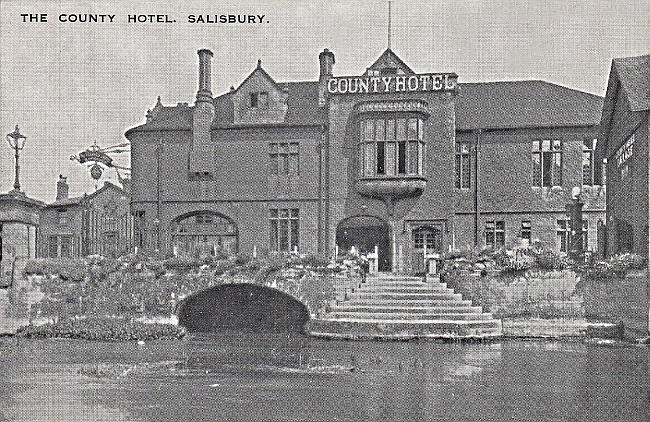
[328,312,494,321]
[353,286,454,294]
[346,299,474,307]
[359,282,450,289]
[367,275,428,281]
[331,305,484,313]
[348,292,463,301]
[306,318,503,340]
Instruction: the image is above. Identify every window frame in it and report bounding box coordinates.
[269,208,299,252]
[532,139,563,188]
[269,142,299,176]
[359,117,425,178]
[455,141,471,189]
[485,220,505,249]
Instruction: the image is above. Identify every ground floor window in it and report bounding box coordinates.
[485,221,505,249]
[171,212,238,257]
[558,219,589,253]
[521,221,531,242]
[412,226,442,251]
[48,235,73,258]
[270,208,299,252]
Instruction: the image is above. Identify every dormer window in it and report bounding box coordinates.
[250,91,269,109]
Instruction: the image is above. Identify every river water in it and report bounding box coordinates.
[1,334,648,422]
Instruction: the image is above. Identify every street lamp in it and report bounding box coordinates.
[6,125,27,193]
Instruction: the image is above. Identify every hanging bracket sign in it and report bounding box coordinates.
[327,73,458,95]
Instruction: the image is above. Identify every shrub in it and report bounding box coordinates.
[23,258,88,281]
[16,317,186,341]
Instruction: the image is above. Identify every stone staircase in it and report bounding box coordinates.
[307,274,502,340]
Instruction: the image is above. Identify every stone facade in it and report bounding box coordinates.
[126,47,605,273]
[37,178,132,258]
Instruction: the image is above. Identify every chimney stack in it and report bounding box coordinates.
[318,48,335,106]
[319,48,335,78]
[197,49,213,101]
[56,175,68,200]
[190,49,216,178]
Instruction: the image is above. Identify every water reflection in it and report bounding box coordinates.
[1,336,648,422]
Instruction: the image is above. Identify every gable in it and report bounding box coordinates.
[231,66,289,125]
[365,48,415,76]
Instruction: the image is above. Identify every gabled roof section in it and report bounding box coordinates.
[233,59,289,95]
[612,54,649,112]
[455,80,604,130]
[213,81,323,127]
[366,48,415,75]
[47,181,127,208]
[125,99,193,136]
[597,54,649,155]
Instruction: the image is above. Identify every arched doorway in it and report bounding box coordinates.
[171,211,238,258]
[336,216,390,271]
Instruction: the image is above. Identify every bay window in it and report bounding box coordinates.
[359,117,425,177]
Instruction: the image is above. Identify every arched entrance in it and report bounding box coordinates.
[336,216,390,271]
[171,211,238,258]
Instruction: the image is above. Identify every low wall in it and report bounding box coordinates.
[582,271,650,335]
[442,269,584,320]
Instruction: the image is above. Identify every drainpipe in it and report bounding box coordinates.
[156,143,162,251]
[317,127,324,254]
[474,130,481,248]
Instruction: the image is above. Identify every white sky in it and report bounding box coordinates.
[1,0,648,202]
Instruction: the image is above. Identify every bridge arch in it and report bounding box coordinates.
[170,210,238,257]
[177,283,310,333]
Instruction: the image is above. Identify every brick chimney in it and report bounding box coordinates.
[56,175,68,200]
[318,48,335,106]
[190,49,216,178]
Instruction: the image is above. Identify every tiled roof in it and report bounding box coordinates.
[127,79,602,134]
[46,182,126,208]
[613,54,650,112]
[455,80,603,130]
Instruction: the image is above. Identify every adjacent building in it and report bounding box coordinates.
[597,54,650,261]
[37,176,132,258]
[0,191,44,285]
[126,47,605,272]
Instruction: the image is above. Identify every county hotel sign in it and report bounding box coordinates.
[327,73,458,94]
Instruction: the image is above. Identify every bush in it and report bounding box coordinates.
[578,253,646,281]
[23,258,88,281]
[16,317,186,341]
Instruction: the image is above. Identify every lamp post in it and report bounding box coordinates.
[567,187,584,262]
[6,125,27,193]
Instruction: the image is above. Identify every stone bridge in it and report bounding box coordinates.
[174,273,351,334]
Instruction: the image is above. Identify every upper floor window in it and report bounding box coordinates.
[532,140,562,187]
[615,134,634,179]
[455,142,471,189]
[269,142,299,176]
[359,117,425,177]
[57,209,69,226]
[582,139,597,185]
[250,91,269,109]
